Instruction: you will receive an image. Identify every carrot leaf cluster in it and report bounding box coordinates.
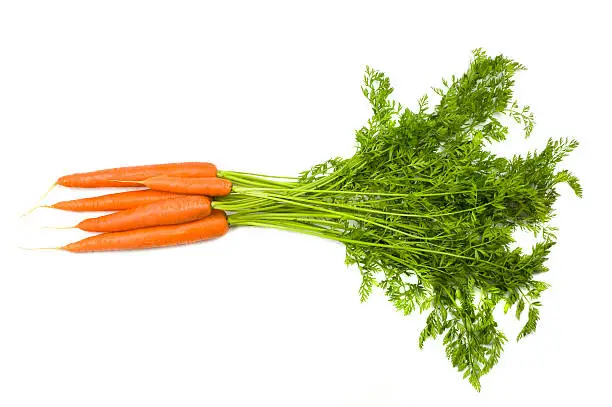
[218,49,580,390]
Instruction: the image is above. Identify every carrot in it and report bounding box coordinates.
[76,195,212,232]
[49,190,187,212]
[57,162,217,188]
[63,209,228,252]
[137,176,232,196]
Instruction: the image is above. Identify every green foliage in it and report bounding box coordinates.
[517,306,541,341]
[222,49,580,390]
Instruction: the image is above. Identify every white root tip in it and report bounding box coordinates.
[41,225,76,230]
[21,182,57,217]
[17,245,61,251]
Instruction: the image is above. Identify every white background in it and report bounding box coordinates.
[0,1,609,405]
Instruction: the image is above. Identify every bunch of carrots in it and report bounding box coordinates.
[28,162,249,252]
[24,50,582,390]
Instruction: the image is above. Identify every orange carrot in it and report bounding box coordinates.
[138,176,232,196]
[49,190,187,212]
[57,162,217,188]
[63,209,229,252]
[76,195,212,232]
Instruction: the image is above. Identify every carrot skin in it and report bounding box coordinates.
[64,210,228,252]
[77,196,212,232]
[57,162,217,188]
[50,190,186,212]
[141,176,232,196]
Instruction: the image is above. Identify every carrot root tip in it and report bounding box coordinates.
[17,245,61,251]
[41,225,76,230]
[20,206,41,217]
[21,182,57,217]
